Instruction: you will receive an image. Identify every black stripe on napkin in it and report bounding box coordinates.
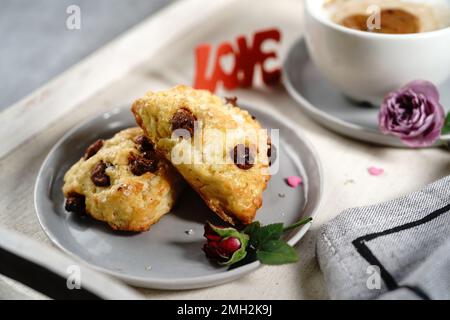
[352,202,450,300]
[398,285,431,300]
[0,246,101,300]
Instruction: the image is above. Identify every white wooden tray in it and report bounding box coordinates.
[1,0,449,299]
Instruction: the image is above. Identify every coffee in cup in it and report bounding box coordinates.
[304,0,450,104]
[323,0,450,34]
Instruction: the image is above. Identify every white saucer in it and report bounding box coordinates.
[284,38,450,148]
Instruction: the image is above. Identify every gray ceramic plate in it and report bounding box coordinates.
[284,38,450,148]
[34,104,323,290]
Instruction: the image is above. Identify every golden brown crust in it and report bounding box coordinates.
[131,85,270,225]
[62,127,183,231]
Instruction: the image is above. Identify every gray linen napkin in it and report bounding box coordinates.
[316,176,450,300]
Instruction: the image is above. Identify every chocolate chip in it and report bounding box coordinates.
[84,139,103,160]
[65,192,86,214]
[134,135,153,151]
[134,135,157,159]
[170,108,197,137]
[225,96,238,106]
[141,150,157,160]
[268,143,277,166]
[128,153,158,176]
[231,144,255,170]
[91,161,111,187]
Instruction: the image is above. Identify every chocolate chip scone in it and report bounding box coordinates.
[62,127,182,232]
[131,85,271,225]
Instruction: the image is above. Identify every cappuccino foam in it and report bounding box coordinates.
[323,0,450,33]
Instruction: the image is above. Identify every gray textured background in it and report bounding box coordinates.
[0,0,174,111]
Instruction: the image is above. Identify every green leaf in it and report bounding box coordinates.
[242,221,261,237]
[256,240,299,265]
[251,223,284,247]
[442,112,450,135]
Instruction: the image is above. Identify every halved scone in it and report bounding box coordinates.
[131,85,271,225]
[62,127,182,232]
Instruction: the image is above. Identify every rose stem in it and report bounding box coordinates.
[283,217,313,233]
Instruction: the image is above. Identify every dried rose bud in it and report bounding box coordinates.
[203,223,222,242]
[202,222,249,266]
[219,237,242,254]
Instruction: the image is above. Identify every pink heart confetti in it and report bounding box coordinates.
[368,166,384,176]
[286,176,303,188]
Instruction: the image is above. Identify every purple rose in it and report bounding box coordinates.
[378,80,445,147]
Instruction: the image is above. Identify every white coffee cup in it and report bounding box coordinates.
[303,0,450,105]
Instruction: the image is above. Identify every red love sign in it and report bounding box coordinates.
[193,28,282,92]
